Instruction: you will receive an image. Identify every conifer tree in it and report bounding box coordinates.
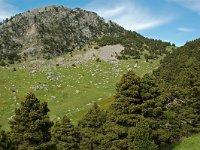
[130,119,158,150]
[102,71,141,149]
[9,93,55,150]
[102,71,170,149]
[52,116,80,150]
[154,38,200,139]
[139,74,171,147]
[78,103,106,150]
[0,126,13,150]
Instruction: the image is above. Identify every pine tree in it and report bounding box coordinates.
[102,71,141,149]
[139,74,164,119]
[52,116,80,150]
[9,93,55,150]
[0,126,13,150]
[139,74,171,147]
[130,119,158,150]
[78,103,106,150]
[154,38,200,140]
[102,71,170,149]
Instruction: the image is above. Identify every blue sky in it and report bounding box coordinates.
[0,0,200,46]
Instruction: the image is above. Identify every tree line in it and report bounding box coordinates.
[95,31,171,60]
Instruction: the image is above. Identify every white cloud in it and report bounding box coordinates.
[97,6,125,18]
[168,0,200,13]
[0,0,17,21]
[85,0,172,31]
[178,27,195,32]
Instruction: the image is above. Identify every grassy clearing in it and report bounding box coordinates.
[172,134,200,150]
[0,52,163,130]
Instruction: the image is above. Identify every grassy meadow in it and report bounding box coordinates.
[0,49,162,130]
[172,134,200,150]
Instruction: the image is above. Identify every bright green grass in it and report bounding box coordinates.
[173,134,200,150]
[0,55,162,130]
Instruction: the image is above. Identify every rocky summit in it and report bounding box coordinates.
[0,5,124,59]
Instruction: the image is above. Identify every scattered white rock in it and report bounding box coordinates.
[51,96,56,99]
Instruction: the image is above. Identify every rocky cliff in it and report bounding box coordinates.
[0,5,124,60]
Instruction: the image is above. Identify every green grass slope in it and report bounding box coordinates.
[173,134,200,150]
[0,48,163,130]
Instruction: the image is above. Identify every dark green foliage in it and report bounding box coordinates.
[93,46,99,49]
[41,35,71,58]
[0,60,7,67]
[101,71,141,149]
[96,31,171,60]
[116,51,128,60]
[130,119,158,150]
[139,75,175,147]
[95,58,101,62]
[0,126,13,150]
[101,71,173,149]
[140,74,162,117]
[78,103,106,128]
[144,53,157,62]
[172,43,176,47]
[0,29,22,63]
[3,18,9,23]
[9,93,55,150]
[52,116,80,150]
[95,36,120,46]
[78,103,106,150]
[154,38,200,139]
[12,68,17,72]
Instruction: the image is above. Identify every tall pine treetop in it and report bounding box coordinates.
[52,115,80,150]
[116,70,140,99]
[78,102,106,128]
[9,93,55,150]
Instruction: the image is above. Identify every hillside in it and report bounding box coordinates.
[0,6,124,59]
[0,6,173,130]
[0,2,200,149]
[0,43,164,130]
[155,38,200,112]
[155,39,200,89]
[154,39,200,145]
[0,5,171,63]
[2,5,192,150]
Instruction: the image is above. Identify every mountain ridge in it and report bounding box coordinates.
[0,5,124,60]
[0,5,171,64]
